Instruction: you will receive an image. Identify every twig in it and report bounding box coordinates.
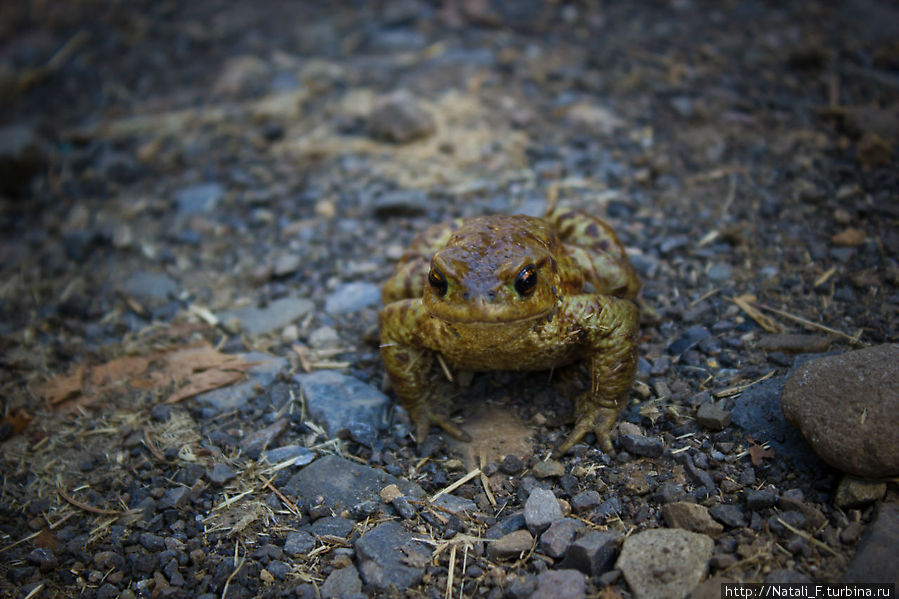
[23,584,44,599]
[430,468,481,502]
[445,544,456,599]
[142,428,168,462]
[259,475,301,516]
[731,295,783,333]
[221,545,245,599]
[751,300,864,345]
[714,370,775,399]
[57,488,124,515]
[478,453,496,507]
[776,517,839,556]
[436,353,454,382]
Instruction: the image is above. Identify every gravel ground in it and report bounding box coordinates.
[1,2,897,598]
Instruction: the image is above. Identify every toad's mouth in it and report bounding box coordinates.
[428,308,554,326]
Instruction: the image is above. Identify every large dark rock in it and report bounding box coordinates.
[354,521,429,592]
[844,503,899,585]
[781,344,899,478]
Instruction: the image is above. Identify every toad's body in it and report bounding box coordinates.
[379,208,641,455]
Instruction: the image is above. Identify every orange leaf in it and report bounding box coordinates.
[37,366,84,404]
[0,409,32,438]
[164,368,247,404]
[89,356,150,387]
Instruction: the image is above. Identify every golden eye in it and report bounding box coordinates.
[428,267,448,296]
[514,264,538,297]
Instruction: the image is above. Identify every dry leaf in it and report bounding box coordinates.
[33,529,58,551]
[37,366,85,404]
[89,355,150,386]
[830,227,865,247]
[164,368,247,404]
[747,436,776,466]
[0,409,33,440]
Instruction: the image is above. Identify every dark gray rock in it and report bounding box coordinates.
[570,490,601,513]
[696,402,731,431]
[206,463,237,486]
[27,548,58,572]
[282,455,423,512]
[539,518,584,559]
[120,271,179,303]
[745,488,777,511]
[431,493,477,517]
[220,297,314,336]
[354,521,429,591]
[487,530,533,560]
[295,370,391,439]
[239,419,288,458]
[174,182,224,215]
[321,565,362,599]
[284,531,315,556]
[524,488,563,534]
[368,90,436,143]
[324,281,381,315]
[620,433,664,457]
[709,504,747,528]
[0,123,48,196]
[263,445,315,467]
[311,516,355,539]
[844,503,899,585]
[158,487,189,510]
[782,344,899,477]
[530,569,586,599]
[667,325,712,356]
[195,352,286,412]
[560,530,622,576]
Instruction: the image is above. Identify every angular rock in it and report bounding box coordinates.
[282,455,423,512]
[781,344,899,478]
[620,433,664,457]
[844,503,899,585]
[662,502,724,535]
[617,528,714,599]
[834,476,887,509]
[539,518,584,559]
[195,352,286,412]
[431,493,477,517]
[284,531,315,556]
[220,297,314,336]
[120,271,179,303]
[487,529,533,560]
[295,370,391,438]
[239,418,288,458]
[368,90,436,143]
[559,530,621,576]
[158,487,189,510]
[708,504,747,529]
[173,182,224,215]
[524,488,563,535]
[530,569,586,599]
[311,516,355,539]
[263,445,315,468]
[531,459,565,479]
[570,490,601,514]
[695,402,731,432]
[745,488,777,511]
[321,565,362,599]
[324,281,381,315]
[354,521,428,591]
[206,463,237,486]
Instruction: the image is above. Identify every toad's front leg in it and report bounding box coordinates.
[378,299,471,443]
[553,294,639,456]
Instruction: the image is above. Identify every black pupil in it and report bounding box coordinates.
[515,265,537,296]
[428,268,447,296]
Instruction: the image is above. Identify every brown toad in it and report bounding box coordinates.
[379,208,641,455]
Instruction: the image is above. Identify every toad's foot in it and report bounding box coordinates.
[408,401,472,444]
[552,396,621,457]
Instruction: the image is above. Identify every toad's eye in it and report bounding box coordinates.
[514,264,538,297]
[428,267,448,297]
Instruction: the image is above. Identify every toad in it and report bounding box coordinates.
[379,208,641,455]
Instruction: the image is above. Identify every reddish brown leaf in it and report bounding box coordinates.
[163,368,247,404]
[89,356,150,387]
[37,366,84,404]
[747,435,776,466]
[0,409,32,438]
[33,529,58,551]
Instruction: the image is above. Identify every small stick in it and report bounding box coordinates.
[142,428,167,462]
[776,517,839,556]
[57,488,124,515]
[430,468,481,502]
[752,300,864,345]
[436,353,454,382]
[478,453,496,507]
[445,544,456,599]
[259,476,301,516]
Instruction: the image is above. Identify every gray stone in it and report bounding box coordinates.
[530,569,586,599]
[368,90,436,143]
[745,488,777,511]
[667,325,712,356]
[120,271,178,303]
[696,402,731,431]
[263,445,315,468]
[282,455,423,513]
[206,463,237,486]
[524,488,563,535]
[284,531,315,556]
[539,518,584,558]
[324,281,381,315]
[560,530,622,576]
[731,376,824,472]
[321,565,362,599]
[662,502,724,535]
[706,263,732,282]
[782,344,899,478]
[174,182,224,215]
[354,521,428,591]
[620,433,664,457]
[372,189,430,217]
[617,528,714,599]
[708,503,747,529]
[487,530,533,560]
[240,419,288,458]
[570,490,601,513]
[158,487,189,510]
[295,370,391,438]
[194,352,286,412]
[220,297,314,336]
[311,516,355,539]
[834,476,887,509]
[844,503,899,585]
[272,253,302,277]
[431,493,477,517]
